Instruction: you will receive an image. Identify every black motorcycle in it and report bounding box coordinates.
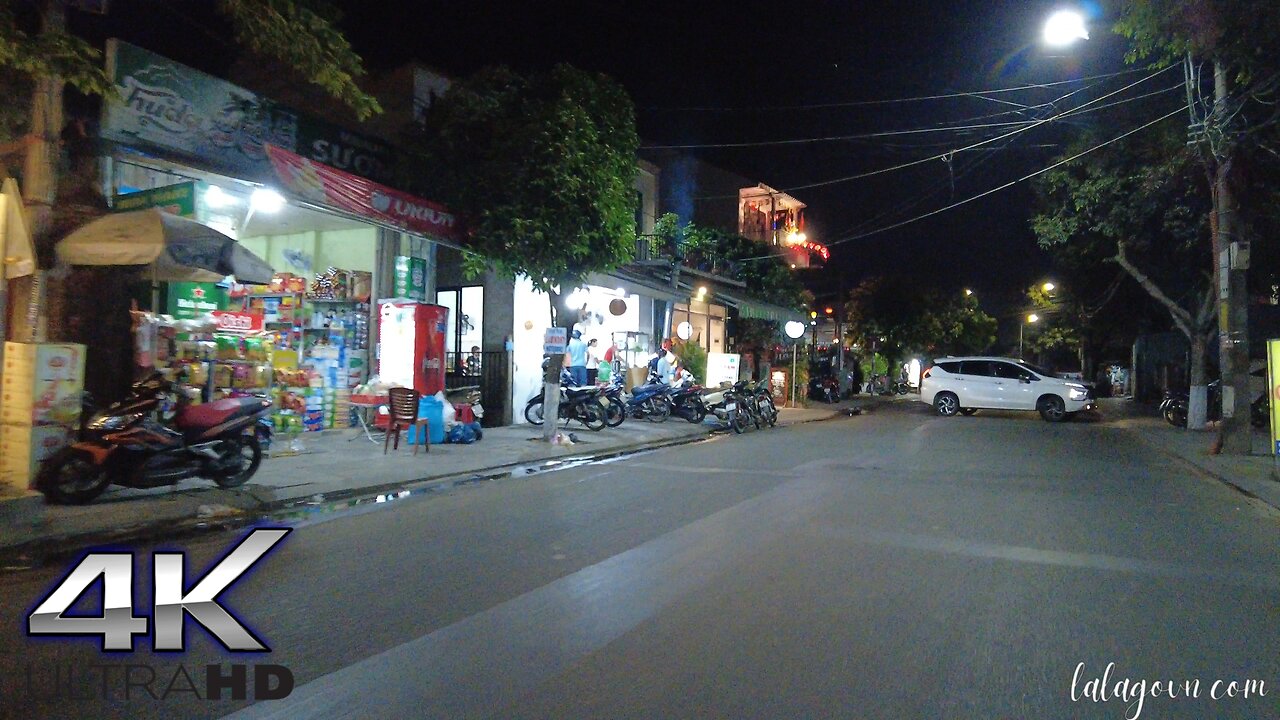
[1160,380,1268,428]
[750,379,779,427]
[37,372,272,505]
[600,375,627,427]
[669,378,709,424]
[523,368,608,430]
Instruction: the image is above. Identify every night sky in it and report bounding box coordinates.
[71,0,1147,311]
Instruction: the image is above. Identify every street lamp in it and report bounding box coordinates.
[1020,313,1039,357]
[784,320,806,408]
[1042,282,1056,293]
[1043,10,1088,46]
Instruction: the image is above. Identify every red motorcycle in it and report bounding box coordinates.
[37,372,272,504]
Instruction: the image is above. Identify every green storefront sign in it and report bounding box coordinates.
[166,282,227,319]
[112,182,196,217]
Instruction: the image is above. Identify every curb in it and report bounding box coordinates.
[1119,425,1280,517]
[0,407,856,571]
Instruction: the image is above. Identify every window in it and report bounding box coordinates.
[992,362,1027,380]
[960,360,993,376]
[937,361,962,374]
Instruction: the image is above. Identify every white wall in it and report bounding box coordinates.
[511,276,552,423]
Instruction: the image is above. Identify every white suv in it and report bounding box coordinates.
[919,356,1095,422]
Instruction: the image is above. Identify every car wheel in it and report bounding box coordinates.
[959,408,977,416]
[1038,395,1067,422]
[934,392,960,417]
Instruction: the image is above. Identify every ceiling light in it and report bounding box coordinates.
[250,188,286,213]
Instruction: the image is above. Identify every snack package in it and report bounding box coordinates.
[187,362,209,386]
[243,337,267,362]
[215,335,241,361]
[213,364,234,389]
[252,365,272,388]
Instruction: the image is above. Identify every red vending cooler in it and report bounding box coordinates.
[377,301,450,396]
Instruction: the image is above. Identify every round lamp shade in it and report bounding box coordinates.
[676,321,693,340]
[609,298,627,316]
[784,320,806,339]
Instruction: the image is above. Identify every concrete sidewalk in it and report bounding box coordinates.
[0,401,857,568]
[1101,398,1280,514]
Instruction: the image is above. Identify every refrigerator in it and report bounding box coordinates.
[377,301,449,396]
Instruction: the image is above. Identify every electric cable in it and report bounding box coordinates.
[642,68,1151,112]
[823,104,1190,248]
[689,64,1180,199]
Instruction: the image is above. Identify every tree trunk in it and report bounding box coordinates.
[16,0,67,343]
[1187,331,1208,430]
[539,287,578,442]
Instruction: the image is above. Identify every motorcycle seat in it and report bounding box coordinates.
[175,397,263,432]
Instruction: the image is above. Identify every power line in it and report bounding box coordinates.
[641,68,1151,112]
[650,79,1182,152]
[823,104,1190,248]
[689,64,1179,199]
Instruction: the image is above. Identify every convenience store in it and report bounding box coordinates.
[97,39,460,436]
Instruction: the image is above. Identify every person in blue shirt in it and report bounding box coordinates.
[565,329,589,386]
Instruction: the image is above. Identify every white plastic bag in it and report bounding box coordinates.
[437,391,457,429]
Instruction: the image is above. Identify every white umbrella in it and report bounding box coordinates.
[1,177,34,280]
[56,208,273,284]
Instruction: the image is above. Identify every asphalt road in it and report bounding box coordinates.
[2,402,1279,720]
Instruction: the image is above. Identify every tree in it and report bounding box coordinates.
[843,276,997,367]
[1115,0,1280,447]
[1031,120,1217,410]
[410,64,640,439]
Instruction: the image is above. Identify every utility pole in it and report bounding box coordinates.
[1212,60,1252,454]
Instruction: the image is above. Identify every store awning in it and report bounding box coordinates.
[593,268,687,303]
[264,145,464,246]
[717,292,806,326]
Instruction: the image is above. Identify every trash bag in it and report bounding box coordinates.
[469,421,483,441]
[447,423,478,444]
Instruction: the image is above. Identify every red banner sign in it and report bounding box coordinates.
[265,145,461,243]
[211,311,264,333]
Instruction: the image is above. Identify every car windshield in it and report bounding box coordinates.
[1017,361,1058,379]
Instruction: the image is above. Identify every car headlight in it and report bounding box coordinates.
[1067,385,1088,400]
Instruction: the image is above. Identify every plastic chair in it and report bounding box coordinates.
[384,387,429,455]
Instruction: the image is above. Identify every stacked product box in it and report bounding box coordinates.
[0,343,86,492]
[303,389,325,432]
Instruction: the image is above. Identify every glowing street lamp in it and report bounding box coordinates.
[1043,10,1088,46]
[1020,314,1040,357]
[1042,282,1056,293]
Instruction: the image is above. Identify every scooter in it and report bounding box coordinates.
[37,372,273,505]
[1161,381,1268,429]
[626,372,673,422]
[600,375,627,427]
[669,371,708,424]
[523,368,608,430]
[703,382,748,434]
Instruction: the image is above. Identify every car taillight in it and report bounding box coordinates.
[922,366,932,379]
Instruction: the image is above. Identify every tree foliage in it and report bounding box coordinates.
[0,0,380,116]
[649,213,808,310]
[411,64,640,302]
[1030,119,1215,344]
[843,276,997,361]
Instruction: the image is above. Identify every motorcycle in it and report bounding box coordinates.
[600,375,627,427]
[36,372,273,505]
[668,371,708,424]
[1159,380,1268,429]
[704,382,748,434]
[627,374,673,422]
[750,379,779,427]
[523,368,608,430]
